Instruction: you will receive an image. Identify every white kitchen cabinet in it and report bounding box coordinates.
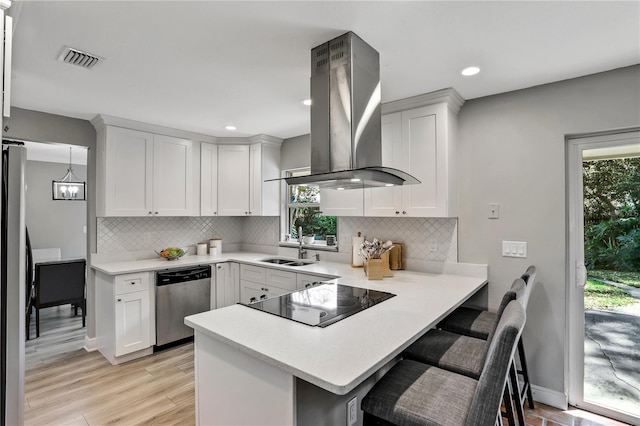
[114,290,151,356]
[365,100,459,217]
[296,273,333,290]
[215,262,240,309]
[95,125,195,217]
[249,141,281,216]
[218,145,250,216]
[216,140,281,217]
[240,264,296,304]
[320,187,364,217]
[96,271,154,364]
[200,142,218,216]
[153,134,194,216]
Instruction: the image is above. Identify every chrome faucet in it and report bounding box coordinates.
[298,226,307,259]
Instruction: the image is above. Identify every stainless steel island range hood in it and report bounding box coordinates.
[281,32,420,189]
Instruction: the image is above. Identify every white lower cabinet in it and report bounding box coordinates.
[96,271,154,365]
[240,264,334,303]
[215,262,240,309]
[296,273,332,290]
[114,290,151,356]
[240,264,296,304]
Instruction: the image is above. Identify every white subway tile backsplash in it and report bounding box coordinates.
[338,217,457,262]
[97,216,244,254]
[96,215,457,263]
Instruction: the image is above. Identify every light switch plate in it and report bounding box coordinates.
[502,241,527,258]
[488,203,500,219]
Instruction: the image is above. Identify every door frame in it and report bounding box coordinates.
[566,127,640,424]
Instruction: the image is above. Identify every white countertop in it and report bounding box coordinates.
[92,251,487,394]
[185,266,487,395]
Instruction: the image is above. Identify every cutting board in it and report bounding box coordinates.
[389,243,405,270]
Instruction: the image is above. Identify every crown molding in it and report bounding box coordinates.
[382,88,466,115]
[90,114,218,143]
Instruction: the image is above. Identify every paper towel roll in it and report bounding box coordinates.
[351,236,364,267]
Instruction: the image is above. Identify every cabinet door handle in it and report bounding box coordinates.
[148,211,152,215]
[260,295,267,300]
[155,212,159,215]
[402,210,407,215]
[130,281,136,285]
[217,265,222,269]
[305,283,311,288]
[395,211,400,215]
[117,298,122,302]
[250,297,257,303]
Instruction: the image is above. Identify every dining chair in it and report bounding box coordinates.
[33,258,86,337]
[361,300,526,426]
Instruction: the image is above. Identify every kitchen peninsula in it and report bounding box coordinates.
[184,261,487,425]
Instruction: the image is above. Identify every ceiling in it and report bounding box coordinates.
[8,1,640,141]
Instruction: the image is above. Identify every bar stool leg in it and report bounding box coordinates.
[502,383,516,426]
[509,360,526,425]
[517,337,535,409]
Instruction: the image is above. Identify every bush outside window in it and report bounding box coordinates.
[285,169,337,247]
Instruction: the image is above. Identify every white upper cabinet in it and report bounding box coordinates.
[217,145,250,216]
[93,116,200,217]
[153,134,193,216]
[200,143,218,216]
[249,141,281,216]
[320,188,364,216]
[216,138,281,217]
[100,126,154,216]
[365,90,463,217]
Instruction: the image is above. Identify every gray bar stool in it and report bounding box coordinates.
[438,266,537,414]
[362,300,526,426]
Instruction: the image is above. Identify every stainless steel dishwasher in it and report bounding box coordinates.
[155,265,211,350]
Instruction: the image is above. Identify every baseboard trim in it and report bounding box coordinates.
[532,384,568,410]
[84,336,97,352]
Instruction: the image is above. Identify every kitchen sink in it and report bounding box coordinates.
[260,258,295,264]
[259,257,316,267]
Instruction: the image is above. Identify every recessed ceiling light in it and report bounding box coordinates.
[461,66,481,77]
[225,125,237,131]
[336,187,345,191]
[385,183,394,187]
[350,178,361,182]
[301,99,312,106]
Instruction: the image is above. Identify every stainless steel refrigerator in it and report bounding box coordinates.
[1,143,26,426]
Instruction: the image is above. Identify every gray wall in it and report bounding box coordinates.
[5,107,98,340]
[26,160,87,258]
[457,65,640,396]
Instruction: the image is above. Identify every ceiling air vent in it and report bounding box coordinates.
[58,46,103,70]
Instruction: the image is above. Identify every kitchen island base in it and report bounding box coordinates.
[194,331,296,425]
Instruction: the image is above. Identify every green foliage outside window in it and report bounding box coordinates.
[583,157,640,271]
[287,182,337,241]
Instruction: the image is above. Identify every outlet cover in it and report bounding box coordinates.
[347,396,357,426]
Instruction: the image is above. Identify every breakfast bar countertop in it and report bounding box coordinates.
[185,265,488,395]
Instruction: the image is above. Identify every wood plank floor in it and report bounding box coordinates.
[25,306,631,425]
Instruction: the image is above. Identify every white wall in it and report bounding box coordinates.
[457,65,640,397]
[25,160,87,258]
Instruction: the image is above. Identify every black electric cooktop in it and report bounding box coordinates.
[240,282,396,327]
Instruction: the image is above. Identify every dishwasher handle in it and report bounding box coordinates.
[156,265,211,286]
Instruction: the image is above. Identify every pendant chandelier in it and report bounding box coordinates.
[52,147,85,201]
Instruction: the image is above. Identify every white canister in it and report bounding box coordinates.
[209,238,222,254]
[196,243,208,256]
[210,247,220,257]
